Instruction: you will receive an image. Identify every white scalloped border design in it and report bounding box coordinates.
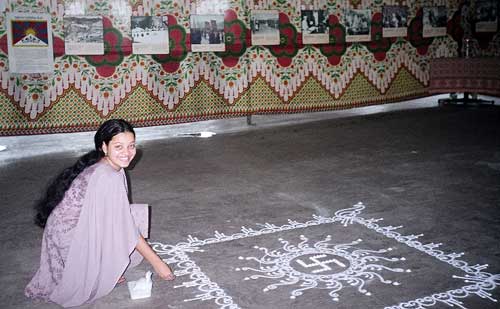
[151,202,500,308]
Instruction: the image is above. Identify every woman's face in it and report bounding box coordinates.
[102,132,136,170]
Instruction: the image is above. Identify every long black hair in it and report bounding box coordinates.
[34,119,135,228]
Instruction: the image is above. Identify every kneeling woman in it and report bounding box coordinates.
[25,119,174,307]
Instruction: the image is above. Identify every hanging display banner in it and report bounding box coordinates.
[6,12,54,74]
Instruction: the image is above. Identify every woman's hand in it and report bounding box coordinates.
[135,236,175,281]
[152,260,176,281]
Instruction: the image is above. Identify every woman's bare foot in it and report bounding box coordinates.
[153,261,175,281]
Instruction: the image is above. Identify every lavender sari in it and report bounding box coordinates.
[25,161,146,307]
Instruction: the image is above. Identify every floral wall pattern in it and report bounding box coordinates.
[0,0,497,135]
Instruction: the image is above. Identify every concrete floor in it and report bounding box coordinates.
[1,96,499,308]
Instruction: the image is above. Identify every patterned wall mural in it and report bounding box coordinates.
[0,0,497,135]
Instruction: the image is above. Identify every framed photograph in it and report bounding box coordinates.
[344,9,371,42]
[251,10,280,46]
[64,16,104,55]
[190,14,225,52]
[6,12,54,73]
[131,16,169,55]
[301,10,329,44]
[382,5,408,37]
[422,6,447,38]
[475,0,498,32]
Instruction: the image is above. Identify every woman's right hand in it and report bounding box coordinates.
[153,261,176,281]
[135,236,176,281]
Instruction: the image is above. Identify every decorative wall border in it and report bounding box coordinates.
[151,202,500,309]
[0,0,462,125]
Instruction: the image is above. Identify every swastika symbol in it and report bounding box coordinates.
[295,254,347,274]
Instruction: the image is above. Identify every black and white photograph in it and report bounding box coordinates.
[422,6,447,38]
[131,16,169,55]
[382,5,408,37]
[344,9,371,42]
[251,10,280,46]
[301,10,329,44]
[64,16,104,55]
[475,0,498,32]
[190,14,225,52]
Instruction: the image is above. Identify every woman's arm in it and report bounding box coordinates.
[135,236,175,280]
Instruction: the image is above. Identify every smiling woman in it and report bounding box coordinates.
[25,119,175,308]
[102,130,136,170]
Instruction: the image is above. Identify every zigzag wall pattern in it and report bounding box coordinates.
[0,0,492,135]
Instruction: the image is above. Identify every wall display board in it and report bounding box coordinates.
[344,9,371,42]
[0,0,498,135]
[475,0,498,32]
[422,6,447,38]
[131,16,169,55]
[6,12,54,73]
[251,10,280,45]
[64,16,104,55]
[301,10,329,44]
[382,6,408,38]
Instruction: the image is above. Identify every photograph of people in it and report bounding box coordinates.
[190,14,225,52]
[251,10,280,45]
[344,9,371,42]
[301,10,329,44]
[423,6,447,37]
[382,5,408,37]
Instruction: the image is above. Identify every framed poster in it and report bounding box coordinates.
[251,10,280,46]
[6,12,54,73]
[301,10,329,44]
[422,6,447,38]
[344,9,371,42]
[190,14,225,52]
[382,5,408,37]
[64,16,104,55]
[475,0,498,32]
[131,16,169,54]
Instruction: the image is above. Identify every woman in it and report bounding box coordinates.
[25,119,174,307]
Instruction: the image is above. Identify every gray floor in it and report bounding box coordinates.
[1,95,499,309]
